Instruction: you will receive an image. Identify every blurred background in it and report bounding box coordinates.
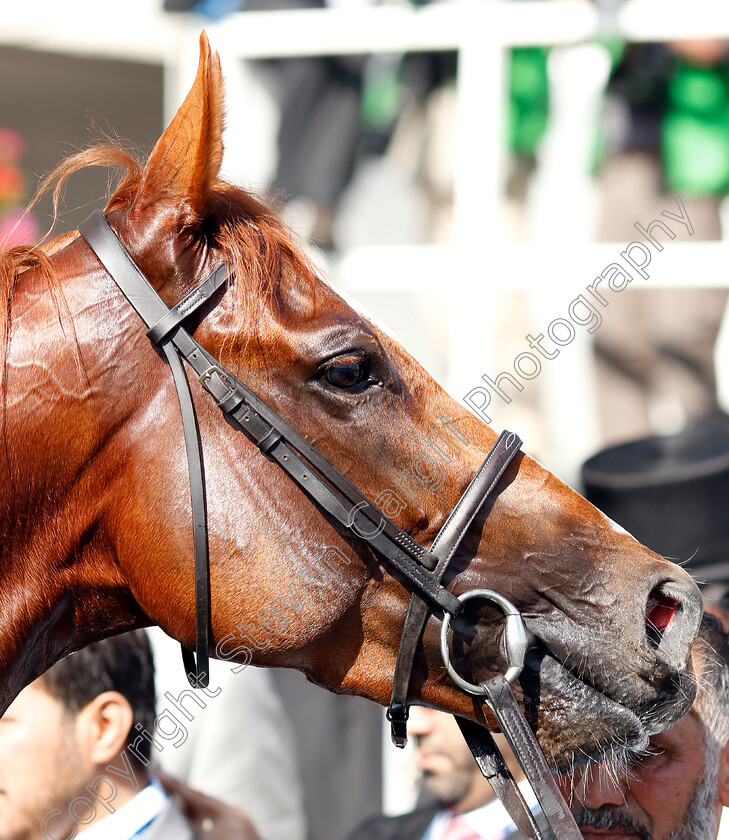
[4,0,729,837]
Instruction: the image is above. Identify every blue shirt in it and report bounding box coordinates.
[80,780,167,840]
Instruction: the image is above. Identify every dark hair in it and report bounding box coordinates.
[40,630,156,762]
[694,612,729,746]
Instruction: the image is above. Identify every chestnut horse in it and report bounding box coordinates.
[0,35,702,774]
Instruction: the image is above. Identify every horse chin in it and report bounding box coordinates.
[520,647,695,775]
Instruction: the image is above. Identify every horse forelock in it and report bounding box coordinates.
[200,179,320,330]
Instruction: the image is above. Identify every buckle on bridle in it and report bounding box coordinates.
[386,703,409,749]
[199,366,241,413]
[440,590,533,699]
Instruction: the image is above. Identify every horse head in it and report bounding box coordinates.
[0,34,702,773]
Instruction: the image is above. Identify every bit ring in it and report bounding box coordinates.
[440,589,531,696]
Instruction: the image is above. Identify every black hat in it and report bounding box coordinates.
[581,415,729,595]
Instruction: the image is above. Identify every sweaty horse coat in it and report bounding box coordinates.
[0,34,703,779]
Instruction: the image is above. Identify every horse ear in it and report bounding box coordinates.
[134,31,224,217]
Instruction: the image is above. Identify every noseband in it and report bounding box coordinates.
[79,210,581,840]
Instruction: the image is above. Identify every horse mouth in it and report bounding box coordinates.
[517,638,694,774]
[444,573,700,773]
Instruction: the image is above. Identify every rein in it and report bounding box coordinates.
[78,210,582,840]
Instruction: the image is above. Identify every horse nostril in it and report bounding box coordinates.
[642,574,701,667]
[646,587,679,637]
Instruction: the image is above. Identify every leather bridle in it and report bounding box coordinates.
[79,210,582,840]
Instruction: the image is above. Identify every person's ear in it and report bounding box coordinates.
[718,739,729,809]
[76,691,134,766]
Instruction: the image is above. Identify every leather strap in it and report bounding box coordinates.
[80,216,214,686]
[147,263,229,345]
[163,340,210,688]
[475,677,584,840]
[457,718,544,840]
[388,431,522,745]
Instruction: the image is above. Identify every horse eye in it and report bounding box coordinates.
[324,358,369,390]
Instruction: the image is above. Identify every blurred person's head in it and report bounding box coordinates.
[706,591,729,632]
[558,613,729,840]
[0,631,155,840]
[408,706,524,815]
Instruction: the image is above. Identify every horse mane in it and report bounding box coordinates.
[0,142,320,402]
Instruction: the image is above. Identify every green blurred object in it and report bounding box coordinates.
[359,46,550,157]
[663,62,729,195]
[361,57,403,130]
[509,47,550,156]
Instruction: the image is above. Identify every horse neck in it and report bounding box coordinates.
[0,237,149,706]
[3,239,98,534]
